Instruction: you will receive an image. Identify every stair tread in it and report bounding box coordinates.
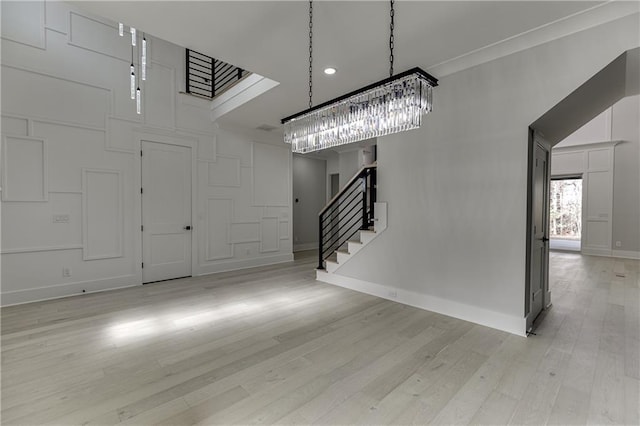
[347,240,363,245]
[336,249,350,254]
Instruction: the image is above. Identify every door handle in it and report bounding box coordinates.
[184,225,192,231]
[542,237,549,242]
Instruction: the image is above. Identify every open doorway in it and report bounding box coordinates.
[549,177,582,252]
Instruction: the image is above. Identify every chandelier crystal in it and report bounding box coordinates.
[281,1,438,154]
[282,68,437,154]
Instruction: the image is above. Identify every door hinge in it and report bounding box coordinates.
[141,225,144,232]
[140,150,143,157]
[141,188,143,194]
[142,262,144,269]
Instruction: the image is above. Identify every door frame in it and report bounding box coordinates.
[134,130,198,284]
[549,174,584,252]
[525,127,552,331]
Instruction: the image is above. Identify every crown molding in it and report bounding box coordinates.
[428,1,640,78]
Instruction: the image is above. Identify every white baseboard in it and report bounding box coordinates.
[1,274,140,307]
[317,270,527,337]
[197,253,294,276]
[611,249,640,260]
[293,242,318,252]
[581,247,613,257]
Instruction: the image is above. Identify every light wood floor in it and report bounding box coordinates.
[1,251,638,425]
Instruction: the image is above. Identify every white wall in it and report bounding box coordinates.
[292,155,326,251]
[558,108,613,147]
[338,150,361,188]
[333,13,639,335]
[553,94,640,257]
[611,95,640,255]
[0,1,292,305]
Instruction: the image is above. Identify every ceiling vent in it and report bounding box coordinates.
[256,124,278,131]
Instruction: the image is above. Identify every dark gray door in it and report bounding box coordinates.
[528,140,550,330]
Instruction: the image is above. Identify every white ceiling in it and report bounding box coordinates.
[77,1,606,131]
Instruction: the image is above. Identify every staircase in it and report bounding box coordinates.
[316,164,387,275]
[322,202,387,273]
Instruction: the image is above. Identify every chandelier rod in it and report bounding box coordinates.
[309,0,313,108]
[389,0,394,77]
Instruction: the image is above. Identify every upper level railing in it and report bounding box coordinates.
[318,164,377,270]
[185,49,249,99]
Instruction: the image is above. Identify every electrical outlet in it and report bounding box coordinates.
[53,214,70,223]
[388,290,398,298]
[615,241,622,247]
[62,267,72,277]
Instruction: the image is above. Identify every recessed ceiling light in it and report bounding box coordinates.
[324,67,337,75]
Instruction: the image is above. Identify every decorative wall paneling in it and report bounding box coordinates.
[260,217,280,253]
[1,136,48,202]
[205,198,234,261]
[1,2,292,305]
[81,169,124,260]
[551,142,618,257]
[0,0,46,49]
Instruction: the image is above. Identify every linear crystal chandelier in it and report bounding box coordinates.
[281,0,438,154]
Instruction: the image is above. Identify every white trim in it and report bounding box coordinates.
[105,116,138,154]
[0,63,113,122]
[1,275,138,307]
[0,1,46,50]
[1,245,83,255]
[81,168,124,260]
[144,61,177,131]
[553,140,621,153]
[611,250,640,260]
[210,74,279,122]
[428,2,639,78]
[259,217,280,253]
[279,220,290,240]
[207,155,242,188]
[316,270,526,337]
[582,247,613,257]
[294,242,318,252]
[204,197,234,261]
[229,222,261,244]
[250,141,291,207]
[1,135,48,202]
[198,253,293,276]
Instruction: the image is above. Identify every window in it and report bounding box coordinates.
[550,177,582,241]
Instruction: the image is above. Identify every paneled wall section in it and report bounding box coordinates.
[551,142,617,257]
[0,1,292,305]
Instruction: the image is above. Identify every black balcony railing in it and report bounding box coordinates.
[185,49,249,99]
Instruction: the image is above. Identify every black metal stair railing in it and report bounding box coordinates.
[185,49,249,99]
[318,165,377,270]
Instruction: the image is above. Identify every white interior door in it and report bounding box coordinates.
[141,141,192,283]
